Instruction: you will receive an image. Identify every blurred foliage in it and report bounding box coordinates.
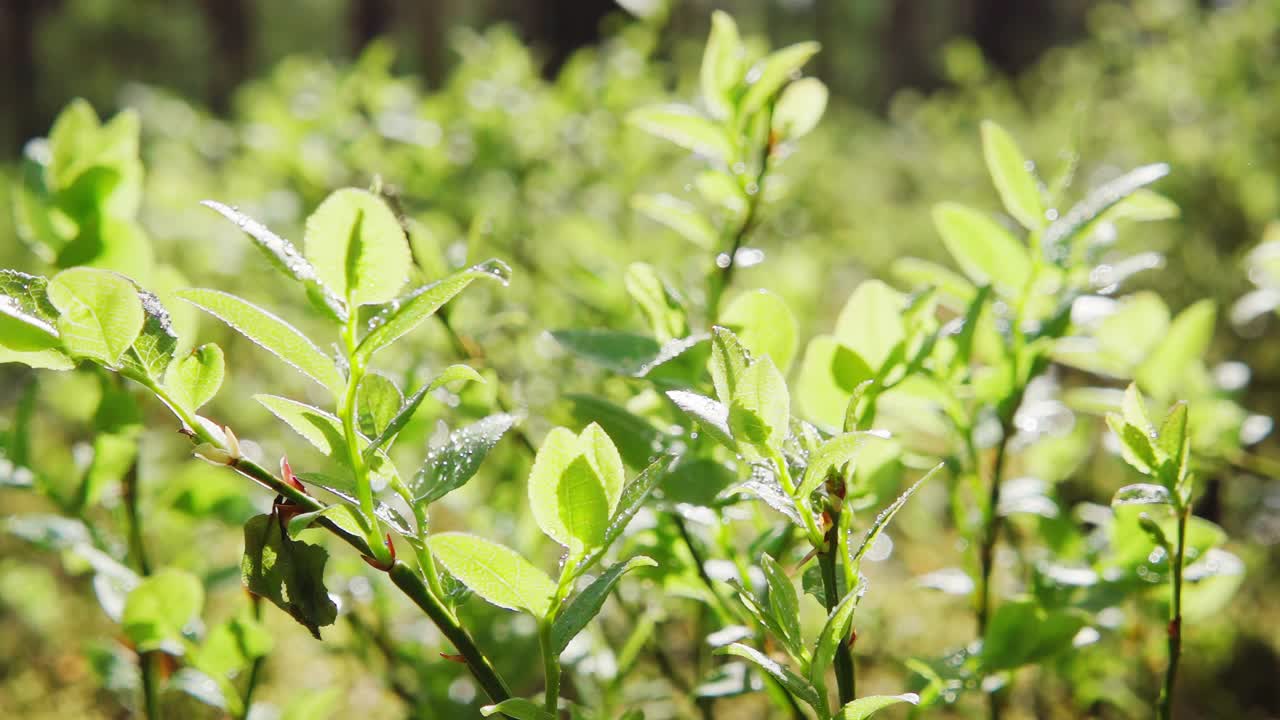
[2,0,1280,718]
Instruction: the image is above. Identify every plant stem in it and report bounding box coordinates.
[539,617,560,715]
[120,445,161,720]
[819,523,856,706]
[976,426,1010,636]
[240,595,265,719]
[706,104,776,322]
[1158,507,1188,720]
[341,312,383,556]
[145,381,513,709]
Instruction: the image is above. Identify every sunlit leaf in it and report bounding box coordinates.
[427,532,554,617]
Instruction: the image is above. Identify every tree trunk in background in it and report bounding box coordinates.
[518,0,615,76]
[2,0,43,155]
[200,0,251,114]
[352,0,395,56]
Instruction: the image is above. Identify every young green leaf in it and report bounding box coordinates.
[480,699,556,720]
[716,643,824,712]
[427,532,555,617]
[363,364,484,458]
[1106,414,1159,476]
[255,394,398,492]
[241,514,338,639]
[810,586,858,687]
[528,426,618,550]
[122,289,179,382]
[409,414,515,505]
[576,457,671,573]
[729,580,806,659]
[122,568,204,652]
[773,77,828,140]
[851,465,939,570]
[739,42,822,115]
[700,11,743,120]
[1159,401,1190,486]
[551,556,657,655]
[980,120,1044,231]
[761,554,802,653]
[1041,163,1170,259]
[667,390,735,450]
[201,200,348,322]
[836,694,921,719]
[796,432,866,498]
[632,193,717,249]
[625,262,687,344]
[565,394,672,470]
[358,373,402,438]
[1136,299,1215,401]
[729,356,790,448]
[721,290,798,373]
[932,203,1031,296]
[709,326,751,405]
[303,188,410,306]
[628,105,735,163]
[47,267,144,366]
[180,288,343,393]
[356,260,510,362]
[834,280,906,371]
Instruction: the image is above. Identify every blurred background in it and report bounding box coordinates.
[3,0,1280,718]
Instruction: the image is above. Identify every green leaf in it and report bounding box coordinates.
[364,364,484,457]
[0,270,67,366]
[1106,414,1158,475]
[255,394,398,492]
[851,466,938,570]
[122,568,204,652]
[721,290,798,373]
[932,203,1031,297]
[356,260,510,362]
[834,280,906,371]
[980,121,1044,231]
[729,580,805,658]
[700,11,744,120]
[1041,163,1170,259]
[1136,300,1216,401]
[427,532,555,617]
[667,390,735,449]
[577,457,671,573]
[358,373,402,438]
[811,585,858,686]
[796,336,875,431]
[632,194,717,249]
[773,77,828,140]
[480,699,557,720]
[760,554,802,653]
[164,343,224,412]
[717,643,823,712]
[710,326,751,406]
[565,394,670,470]
[303,188,410,306]
[122,290,179,382]
[797,432,866,498]
[1159,402,1190,487]
[1112,483,1173,506]
[201,200,348,322]
[528,425,620,551]
[729,356,790,448]
[628,105,735,163]
[180,288,342,393]
[241,514,337,639]
[552,556,657,655]
[836,694,921,719]
[47,267,144,366]
[1121,383,1155,436]
[625,263,687,344]
[552,329,662,376]
[410,414,515,505]
[740,42,822,115]
[981,599,1086,671]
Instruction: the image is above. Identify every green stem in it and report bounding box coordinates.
[122,451,160,720]
[1158,507,1188,720]
[340,313,385,559]
[707,103,776,322]
[240,596,265,719]
[143,381,512,708]
[819,523,856,707]
[539,617,560,715]
[767,447,825,549]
